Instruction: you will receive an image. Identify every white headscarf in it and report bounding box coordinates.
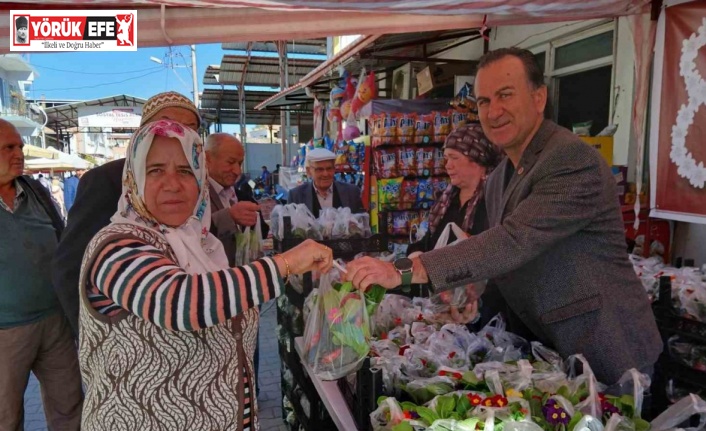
[112,119,229,273]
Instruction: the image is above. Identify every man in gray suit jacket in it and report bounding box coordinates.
[345,48,661,385]
[288,148,364,217]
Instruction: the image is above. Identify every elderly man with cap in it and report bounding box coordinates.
[288,147,364,217]
[51,91,201,336]
[0,119,83,430]
[15,16,28,44]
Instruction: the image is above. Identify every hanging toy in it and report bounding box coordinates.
[343,110,361,141]
[351,70,377,115]
[345,74,358,101]
[341,99,353,120]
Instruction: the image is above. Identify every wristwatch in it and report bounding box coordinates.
[393,257,414,286]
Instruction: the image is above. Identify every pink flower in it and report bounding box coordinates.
[328,307,342,324]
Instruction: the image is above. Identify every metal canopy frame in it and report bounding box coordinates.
[40,94,147,154]
[256,28,483,111]
[198,88,313,126]
[222,39,327,56]
[218,54,323,88]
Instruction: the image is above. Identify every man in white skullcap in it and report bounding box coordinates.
[287,148,364,217]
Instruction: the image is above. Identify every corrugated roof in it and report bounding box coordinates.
[43,94,147,130]
[203,65,221,85]
[199,88,313,125]
[218,55,323,88]
[222,39,327,55]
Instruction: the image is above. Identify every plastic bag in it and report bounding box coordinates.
[404,375,456,404]
[302,269,371,380]
[566,354,601,419]
[477,315,529,362]
[614,368,651,419]
[650,394,706,431]
[425,223,485,322]
[318,208,338,239]
[234,214,262,266]
[333,207,352,238]
[370,397,406,431]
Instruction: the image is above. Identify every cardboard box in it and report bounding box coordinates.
[416,67,434,96]
[580,136,613,166]
[416,63,475,96]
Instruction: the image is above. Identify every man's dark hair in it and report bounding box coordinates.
[477,47,545,89]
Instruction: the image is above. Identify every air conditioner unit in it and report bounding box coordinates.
[391,64,411,100]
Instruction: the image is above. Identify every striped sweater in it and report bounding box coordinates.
[87,237,282,331]
[79,224,273,431]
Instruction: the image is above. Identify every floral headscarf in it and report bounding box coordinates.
[427,124,503,235]
[112,119,228,273]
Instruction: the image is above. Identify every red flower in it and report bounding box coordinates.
[398,345,410,356]
[439,370,447,376]
[403,410,412,419]
[394,317,402,325]
[483,397,495,407]
[493,395,508,407]
[380,332,388,340]
[421,359,427,366]
[448,351,456,359]
[417,313,424,321]
[468,394,483,406]
[520,408,529,415]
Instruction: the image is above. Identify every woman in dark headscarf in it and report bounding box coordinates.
[408,123,502,255]
[406,124,503,325]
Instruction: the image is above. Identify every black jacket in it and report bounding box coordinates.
[51,159,124,336]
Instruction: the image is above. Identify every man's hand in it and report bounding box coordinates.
[228,201,259,227]
[344,256,402,291]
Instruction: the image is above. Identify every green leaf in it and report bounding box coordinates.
[415,406,440,425]
[458,418,479,431]
[634,418,650,431]
[567,411,584,431]
[557,386,571,400]
[392,422,414,431]
[377,395,389,406]
[462,371,479,385]
[456,394,471,417]
[436,395,456,419]
[400,401,419,411]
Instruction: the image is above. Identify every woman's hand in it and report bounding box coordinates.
[280,240,333,275]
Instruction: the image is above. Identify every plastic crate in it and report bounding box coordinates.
[336,357,385,431]
[276,295,305,338]
[273,216,389,259]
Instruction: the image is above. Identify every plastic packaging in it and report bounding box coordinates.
[302,269,372,380]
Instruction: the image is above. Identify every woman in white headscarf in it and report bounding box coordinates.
[78,119,332,431]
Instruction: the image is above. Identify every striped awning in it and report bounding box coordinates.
[0,1,650,53]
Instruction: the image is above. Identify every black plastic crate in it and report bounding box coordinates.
[287,384,336,431]
[273,216,389,259]
[276,295,305,338]
[274,234,389,260]
[278,339,319,404]
[336,357,385,431]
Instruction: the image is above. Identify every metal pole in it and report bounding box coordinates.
[190,44,199,108]
[277,41,287,166]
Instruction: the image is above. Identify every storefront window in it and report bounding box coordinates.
[534,51,546,74]
[554,31,613,70]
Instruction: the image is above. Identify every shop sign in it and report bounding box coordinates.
[78,106,142,128]
[10,10,137,52]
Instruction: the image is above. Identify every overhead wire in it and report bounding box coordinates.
[32,64,163,75]
[31,69,164,92]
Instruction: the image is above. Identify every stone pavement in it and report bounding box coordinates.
[23,302,287,431]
